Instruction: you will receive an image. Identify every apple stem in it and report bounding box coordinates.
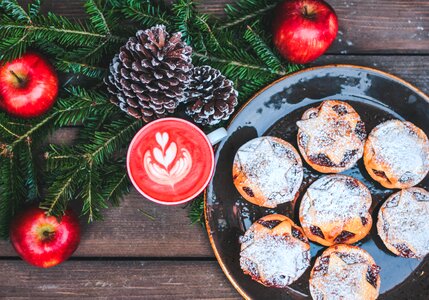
[9,70,24,84]
[42,230,55,241]
[302,5,315,19]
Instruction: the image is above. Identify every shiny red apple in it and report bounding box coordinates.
[273,0,338,64]
[10,207,80,268]
[0,52,59,118]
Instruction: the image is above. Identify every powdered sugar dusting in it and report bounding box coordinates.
[240,224,310,287]
[367,120,429,185]
[300,175,371,227]
[235,137,303,207]
[310,247,379,300]
[297,101,365,167]
[378,188,429,258]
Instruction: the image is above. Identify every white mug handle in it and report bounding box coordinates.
[206,127,228,146]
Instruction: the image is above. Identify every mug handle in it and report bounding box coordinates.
[206,127,228,146]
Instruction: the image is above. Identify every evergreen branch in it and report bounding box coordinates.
[0,0,32,24]
[0,123,20,138]
[85,0,111,35]
[221,0,279,30]
[172,0,195,44]
[80,161,107,222]
[193,51,287,76]
[41,165,83,217]
[0,32,31,61]
[85,118,142,165]
[244,24,284,72]
[54,60,107,79]
[194,14,220,50]
[19,142,39,200]
[105,173,129,205]
[9,114,55,149]
[1,23,107,39]
[28,0,41,18]
[114,0,171,26]
[189,195,204,225]
[82,38,110,60]
[0,155,26,238]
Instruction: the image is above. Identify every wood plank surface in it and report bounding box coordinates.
[0,55,428,258]
[0,260,240,299]
[4,1,429,299]
[0,190,213,257]
[35,0,429,54]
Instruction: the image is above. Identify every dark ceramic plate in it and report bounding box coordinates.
[205,65,429,300]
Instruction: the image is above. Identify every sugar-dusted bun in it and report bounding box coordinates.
[377,187,429,258]
[233,136,303,208]
[299,175,372,246]
[239,214,310,288]
[296,100,366,173]
[310,244,381,300]
[364,120,429,189]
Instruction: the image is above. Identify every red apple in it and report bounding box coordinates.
[10,207,80,268]
[273,0,338,64]
[0,52,59,118]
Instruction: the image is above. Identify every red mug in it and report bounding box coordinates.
[127,118,227,205]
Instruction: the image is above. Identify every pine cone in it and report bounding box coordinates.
[185,66,238,126]
[105,25,193,122]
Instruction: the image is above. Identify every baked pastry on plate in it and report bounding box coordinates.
[364,120,429,189]
[233,136,303,208]
[310,244,381,300]
[296,100,366,173]
[239,214,310,287]
[299,175,372,246]
[377,187,429,258]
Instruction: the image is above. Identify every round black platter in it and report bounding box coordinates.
[205,65,429,299]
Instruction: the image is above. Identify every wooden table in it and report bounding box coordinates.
[1,0,428,298]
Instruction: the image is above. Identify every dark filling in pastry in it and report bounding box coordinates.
[366,264,381,288]
[309,111,318,119]
[394,243,416,258]
[361,216,369,226]
[309,149,359,168]
[332,104,348,116]
[413,191,428,201]
[313,256,330,275]
[257,219,282,229]
[242,186,255,197]
[354,121,367,141]
[372,169,392,183]
[309,153,336,167]
[345,177,359,189]
[399,172,413,183]
[291,226,307,243]
[334,231,356,243]
[310,225,325,239]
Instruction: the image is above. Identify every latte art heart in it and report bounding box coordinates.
[144,132,192,186]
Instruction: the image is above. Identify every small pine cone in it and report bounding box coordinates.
[105,25,193,122]
[185,66,238,126]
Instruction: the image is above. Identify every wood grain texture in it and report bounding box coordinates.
[0,260,240,299]
[18,0,429,54]
[0,189,213,257]
[4,1,429,298]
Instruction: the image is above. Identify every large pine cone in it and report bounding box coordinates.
[105,25,193,122]
[185,66,238,126]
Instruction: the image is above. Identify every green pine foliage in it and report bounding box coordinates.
[0,0,303,233]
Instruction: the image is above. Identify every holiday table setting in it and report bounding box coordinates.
[0,0,428,299]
